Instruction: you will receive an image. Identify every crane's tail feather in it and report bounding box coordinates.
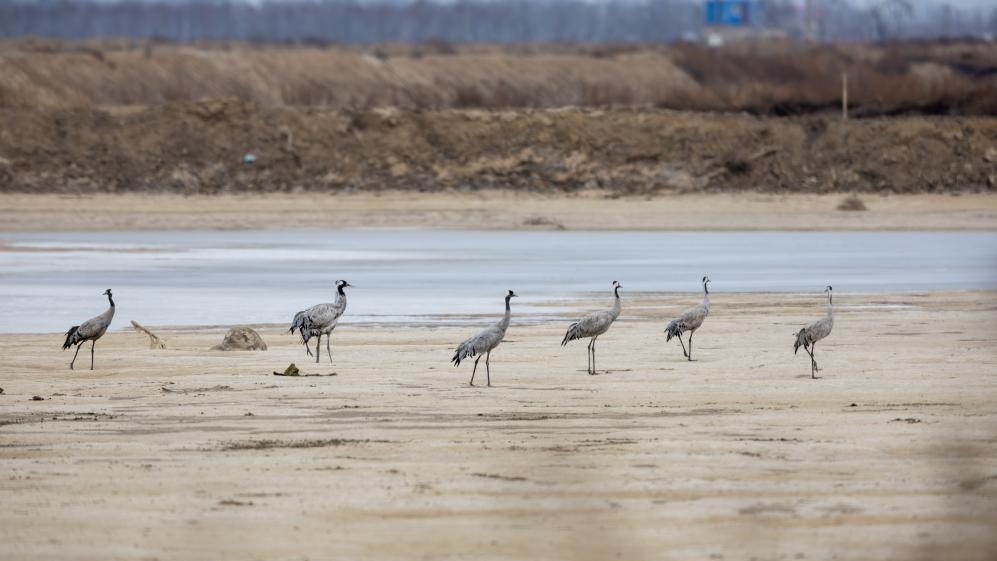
[62,326,81,350]
[561,322,580,346]
[793,329,808,355]
[452,342,475,367]
[289,311,306,334]
[664,320,683,342]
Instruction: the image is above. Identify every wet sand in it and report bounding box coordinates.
[2,192,997,231]
[1,291,996,560]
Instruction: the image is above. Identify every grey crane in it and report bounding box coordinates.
[561,281,622,375]
[664,276,711,361]
[794,285,834,379]
[62,289,116,370]
[452,290,516,387]
[289,280,351,364]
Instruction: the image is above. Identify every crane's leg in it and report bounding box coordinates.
[485,351,491,387]
[586,339,593,374]
[314,334,322,363]
[469,356,481,386]
[304,336,313,357]
[677,334,688,359]
[326,334,333,364]
[70,343,83,370]
[90,340,96,370]
[811,343,820,379]
[687,331,694,361]
[804,344,817,379]
[591,337,598,375]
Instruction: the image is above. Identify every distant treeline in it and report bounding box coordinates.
[0,0,994,43]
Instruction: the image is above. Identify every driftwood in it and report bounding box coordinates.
[131,320,167,349]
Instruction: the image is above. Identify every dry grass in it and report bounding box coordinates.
[1,39,994,115]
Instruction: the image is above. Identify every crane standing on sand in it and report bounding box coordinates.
[452,290,517,387]
[290,280,350,364]
[665,276,711,361]
[62,289,116,370]
[794,285,834,379]
[561,281,622,375]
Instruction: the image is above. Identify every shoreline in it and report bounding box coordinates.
[2,191,997,232]
[4,289,992,336]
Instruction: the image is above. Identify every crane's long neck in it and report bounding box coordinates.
[826,292,833,318]
[702,282,710,307]
[611,287,621,318]
[336,285,347,307]
[499,296,512,330]
[103,293,116,321]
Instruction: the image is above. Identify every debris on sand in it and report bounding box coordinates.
[472,472,528,482]
[218,438,383,451]
[522,215,566,230]
[131,320,167,349]
[274,363,300,376]
[889,417,922,424]
[218,499,254,507]
[959,475,997,491]
[837,195,868,211]
[161,385,232,394]
[212,326,267,351]
[31,395,44,401]
[0,387,4,394]
[273,363,337,377]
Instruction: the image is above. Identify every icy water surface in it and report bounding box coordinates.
[1,229,995,332]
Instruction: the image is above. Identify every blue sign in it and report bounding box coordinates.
[705,0,751,26]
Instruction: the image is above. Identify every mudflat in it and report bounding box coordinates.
[1,291,995,560]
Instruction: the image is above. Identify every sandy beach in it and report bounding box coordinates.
[2,290,995,560]
[2,192,997,232]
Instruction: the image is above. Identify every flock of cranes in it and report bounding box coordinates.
[61,278,835,383]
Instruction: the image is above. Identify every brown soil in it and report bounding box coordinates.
[1,102,995,195]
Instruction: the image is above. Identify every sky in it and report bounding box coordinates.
[63,0,997,6]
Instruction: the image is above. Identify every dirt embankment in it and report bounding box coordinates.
[0,101,995,194]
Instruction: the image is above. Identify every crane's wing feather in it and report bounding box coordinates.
[452,326,504,366]
[63,307,113,349]
[666,303,708,340]
[793,317,833,353]
[291,302,344,333]
[562,310,614,344]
